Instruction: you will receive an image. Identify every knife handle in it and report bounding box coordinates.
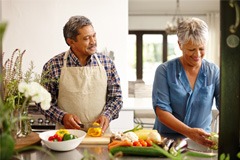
[78,123,84,128]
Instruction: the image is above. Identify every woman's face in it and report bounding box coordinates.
[179,40,206,67]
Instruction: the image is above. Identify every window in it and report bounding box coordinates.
[128,30,179,98]
[142,34,163,84]
[127,34,137,81]
[167,34,181,60]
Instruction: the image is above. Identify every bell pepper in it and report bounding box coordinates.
[55,129,69,138]
[87,122,102,137]
[63,133,77,141]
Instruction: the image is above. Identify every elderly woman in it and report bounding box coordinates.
[152,17,219,147]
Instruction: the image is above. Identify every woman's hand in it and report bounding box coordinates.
[185,128,215,147]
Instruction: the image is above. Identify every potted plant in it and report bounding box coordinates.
[0,22,53,160]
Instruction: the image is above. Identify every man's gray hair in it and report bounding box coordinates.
[63,16,92,45]
[177,17,208,46]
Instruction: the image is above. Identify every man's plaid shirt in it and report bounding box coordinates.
[40,50,123,125]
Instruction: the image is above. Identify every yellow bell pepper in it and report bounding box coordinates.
[87,122,102,137]
[56,129,69,138]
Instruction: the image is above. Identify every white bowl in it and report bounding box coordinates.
[39,129,86,151]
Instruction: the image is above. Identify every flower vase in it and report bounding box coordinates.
[16,106,32,138]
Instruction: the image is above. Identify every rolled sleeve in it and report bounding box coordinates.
[152,64,172,113]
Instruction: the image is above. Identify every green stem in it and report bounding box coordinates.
[123,124,143,133]
[18,97,31,115]
[152,143,183,160]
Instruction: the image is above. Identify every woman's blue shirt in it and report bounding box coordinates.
[152,58,220,134]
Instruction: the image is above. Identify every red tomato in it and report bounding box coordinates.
[139,139,147,147]
[133,141,142,147]
[48,136,54,141]
[53,134,58,138]
[146,138,153,147]
[49,134,63,142]
[57,136,62,141]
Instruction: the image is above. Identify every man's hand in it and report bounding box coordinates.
[95,115,110,134]
[62,113,82,130]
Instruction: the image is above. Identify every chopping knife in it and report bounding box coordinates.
[78,122,101,131]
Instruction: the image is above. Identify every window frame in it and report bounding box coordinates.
[129,30,168,80]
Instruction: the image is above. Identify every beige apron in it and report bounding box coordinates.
[56,50,109,132]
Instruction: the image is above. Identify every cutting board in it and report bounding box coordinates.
[81,133,111,145]
[14,132,41,150]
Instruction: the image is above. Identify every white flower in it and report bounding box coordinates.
[18,81,29,95]
[40,99,51,110]
[18,81,51,110]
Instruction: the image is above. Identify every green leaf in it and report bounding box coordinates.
[0,133,15,160]
[237,151,240,159]
[0,22,7,41]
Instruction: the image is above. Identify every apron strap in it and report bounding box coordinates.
[93,54,102,66]
[63,50,70,67]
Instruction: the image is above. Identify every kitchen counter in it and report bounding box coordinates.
[14,143,167,160]
[13,143,218,160]
[13,134,218,160]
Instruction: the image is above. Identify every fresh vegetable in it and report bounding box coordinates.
[111,131,122,140]
[148,131,161,143]
[109,146,165,157]
[108,140,133,150]
[121,131,138,142]
[133,129,158,140]
[48,133,63,142]
[87,122,102,137]
[145,138,153,147]
[133,141,142,147]
[48,129,77,142]
[162,138,174,151]
[63,133,77,141]
[139,139,148,147]
[123,124,143,134]
[207,132,218,150]
[153,143,216,159]
[134,129,158,140]
[56,129,69,138]
[169,139,188,156]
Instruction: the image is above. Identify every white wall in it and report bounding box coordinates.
[1,0,129,100]
[129,15,206,30]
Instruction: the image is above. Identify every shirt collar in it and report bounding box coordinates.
[68,49,94,66]
[177,58,207,77]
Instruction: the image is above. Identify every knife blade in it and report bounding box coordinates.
[78,122,100,129]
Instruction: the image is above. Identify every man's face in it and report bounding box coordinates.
[69,25,97,57]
